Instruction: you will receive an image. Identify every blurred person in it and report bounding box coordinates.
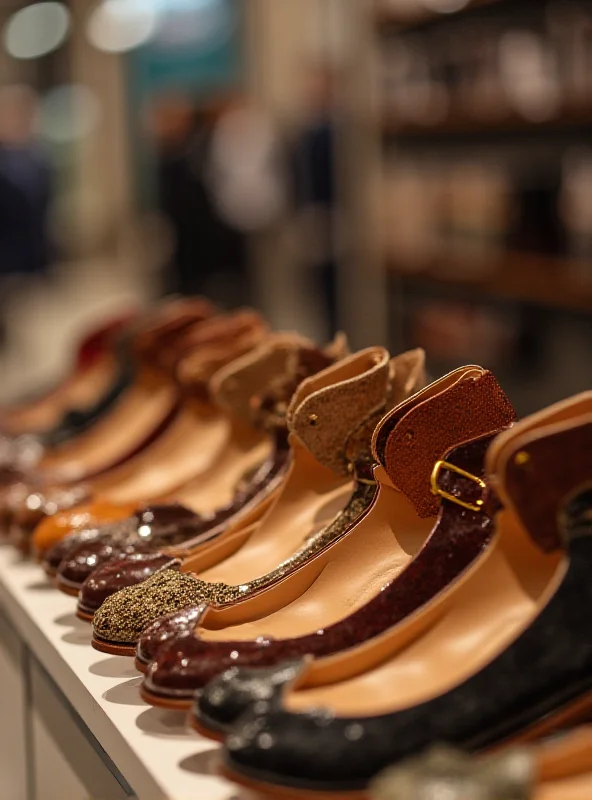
[292,61,341,336]
[149,93,253,306]
[205,96,287,237]
[0,85,52,344]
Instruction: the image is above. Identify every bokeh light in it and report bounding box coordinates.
[38,84,101,144]
[4,2,70,61]
[87,0,159,54]
[153,0,234,50]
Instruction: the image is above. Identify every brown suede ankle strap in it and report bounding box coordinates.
[288,347,392,475]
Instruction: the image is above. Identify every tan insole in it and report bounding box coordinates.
[184,440,353,588]
[200,476,432,641]
[284,508,564,716]
[38,381,176,479]
[55,355,120,413]
[538,727,592,782]
[89,404,231,504]
[173,434,272,515]
[536,772,592,800]
[3,355,117,435]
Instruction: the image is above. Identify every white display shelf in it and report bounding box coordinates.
[0,543,237,800]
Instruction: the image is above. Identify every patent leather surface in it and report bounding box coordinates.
[78,553,180,611]
[54,504,198,588]
[44,527,105,574]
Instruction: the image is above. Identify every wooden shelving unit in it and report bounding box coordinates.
[358,0,592,409]
[388,251,592,313]
[373,0,592,314]
[374,0,503,32]
[382,105,592,138]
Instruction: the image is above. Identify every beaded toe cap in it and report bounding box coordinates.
[93,569,209,644]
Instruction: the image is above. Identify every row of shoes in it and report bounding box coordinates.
[1,295,591,799]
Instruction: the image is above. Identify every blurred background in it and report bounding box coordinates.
[0,0,591,415]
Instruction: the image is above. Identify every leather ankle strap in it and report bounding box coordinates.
[374,368,515,517]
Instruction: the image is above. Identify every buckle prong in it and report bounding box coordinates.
[430,460,485,512]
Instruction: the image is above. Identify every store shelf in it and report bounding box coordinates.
[387,251,592,311]
[0,544,233,800]
[382,105,592,138]
[374,0,502,32]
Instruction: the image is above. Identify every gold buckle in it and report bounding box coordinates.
[430,460,486,512]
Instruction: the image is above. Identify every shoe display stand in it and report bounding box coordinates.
[0,544,235,800]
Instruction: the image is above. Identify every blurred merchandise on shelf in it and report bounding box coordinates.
[408,300,518,364]
[374,0,592,411]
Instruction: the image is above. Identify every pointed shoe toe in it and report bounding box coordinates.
[42,528,104,576]
[135,604,206,669]
[92,569,209,655]
[193,660,306,738]
[78,553,179,619]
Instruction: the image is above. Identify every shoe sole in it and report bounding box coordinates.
[91,635,136,657]
[139,682,193,711]
[134,656,148,674]
[190,713,227,744]
[56,580,81,597]
[219,761,368,799]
